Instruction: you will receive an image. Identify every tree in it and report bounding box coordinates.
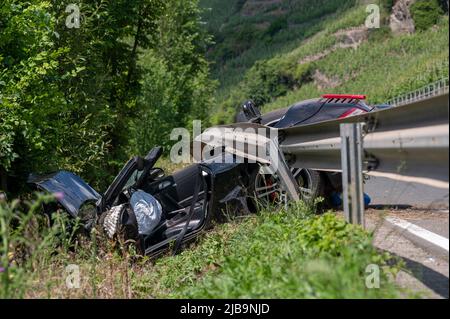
[1,0,215,194]
[131,0,216,152]
[0,0,167,192]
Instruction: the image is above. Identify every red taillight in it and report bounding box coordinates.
[322,94,367,100]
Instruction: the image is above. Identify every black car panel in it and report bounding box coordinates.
[273,98,323,128]
[27,171,101,218]
[273,98,373,128]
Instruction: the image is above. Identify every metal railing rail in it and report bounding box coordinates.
[280,92,449,225]
[199,92,449,227]
[386,78,449,107]
[280,92,449,184]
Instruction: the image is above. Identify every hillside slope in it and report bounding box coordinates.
[200,0,449,124]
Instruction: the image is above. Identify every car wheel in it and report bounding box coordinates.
[291,168,325,203]
[250,165,288,210]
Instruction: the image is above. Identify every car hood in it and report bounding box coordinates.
[28,171,101,217]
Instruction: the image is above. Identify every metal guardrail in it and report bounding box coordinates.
[386,78,449,107]
[280,92,449,225]
[198,91,449,227]
[280,93,449,187]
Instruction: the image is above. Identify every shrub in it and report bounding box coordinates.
[411,0,444,31]
[174,206,404,298]
[265,17,289,38]
[291,62,314,84]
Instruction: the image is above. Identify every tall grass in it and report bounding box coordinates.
[0,193,143,299]
[263,17,449,112]
[0,193,73,298]
[205,0,448,122]
[201,0,359,98]
[0,195,407,298]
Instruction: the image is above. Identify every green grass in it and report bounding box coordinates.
[138,203,403,298]
[262,17,449,112]
[200,0,359,98]
[2,197,407,298]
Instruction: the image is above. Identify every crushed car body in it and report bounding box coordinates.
[28,93,378,256]
[29,141,296,256]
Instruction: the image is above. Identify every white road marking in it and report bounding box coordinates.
[368,171,449,190]
[386,217,449,252]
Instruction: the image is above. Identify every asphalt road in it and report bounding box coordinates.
[364,176,449,209]
[367,211,449,299]
[362,176,448,298]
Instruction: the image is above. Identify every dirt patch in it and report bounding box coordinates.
[298,26,369,65]
[334,27,369,49]
[312,69,341,89]
[298,49,333,64]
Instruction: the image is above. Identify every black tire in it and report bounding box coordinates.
[291,168,325,204]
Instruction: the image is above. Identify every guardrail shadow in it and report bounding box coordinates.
[386,251,449,298]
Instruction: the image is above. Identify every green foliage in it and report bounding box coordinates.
[265,17,288,38]
[262,17,449,112]
[132,203,404,298]
[203,1,448,122]
[0,197,406,298]
[130,0,216,153]
[411,0,444,31]
[200,0,357,100]
[200,1,364,123]
[0,192,141,298]
[1,0,215,194]
[0,193,78,298]
[243,59,313,107]
[0,1,69,176]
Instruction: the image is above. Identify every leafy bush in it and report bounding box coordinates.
[1,0,216,194]
[0,195,406,298]
[131,0,216,154]
[265,17,289,38]
[411,0,444,31]
[142,203,405,298]
[0,0,167,193]
[243,59,313,107]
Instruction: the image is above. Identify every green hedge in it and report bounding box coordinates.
[411,0,444,31]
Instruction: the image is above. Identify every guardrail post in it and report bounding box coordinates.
[340,123,365,227]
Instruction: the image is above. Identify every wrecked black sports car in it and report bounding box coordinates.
[28,147,295,257]
[28,93,377,256]
[237,94,379,205]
